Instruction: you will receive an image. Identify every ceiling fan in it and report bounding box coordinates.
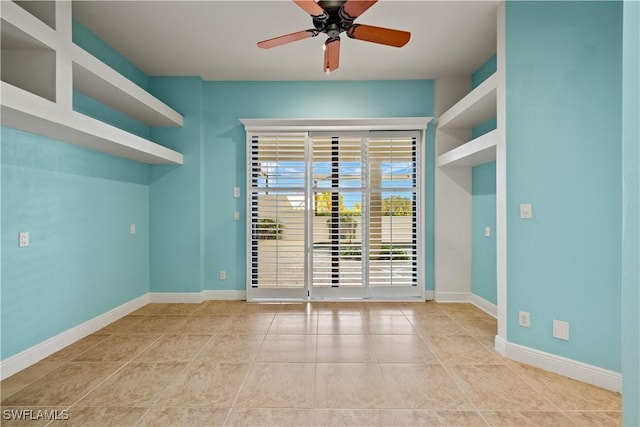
[257,0,410,74]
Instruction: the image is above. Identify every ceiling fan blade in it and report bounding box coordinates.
[257,29,318,49]
[346,24,410,47]
[324,38,340,72]
[293,0,327,18]
[341,0,377,19]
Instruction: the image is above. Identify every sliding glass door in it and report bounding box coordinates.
[248,133,308,299]
[310,133,367,298]
[247,131,423,300]
[366,132,421,298]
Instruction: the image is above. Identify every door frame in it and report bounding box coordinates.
[241,118,432,302]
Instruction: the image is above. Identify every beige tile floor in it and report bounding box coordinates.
[1,301,621,426]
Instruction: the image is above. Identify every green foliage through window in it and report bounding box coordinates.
[256,218,285,240]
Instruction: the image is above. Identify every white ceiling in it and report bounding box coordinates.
[72,1,499,81]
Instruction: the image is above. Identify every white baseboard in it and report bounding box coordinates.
[202,290,246,301]
[149,292,204,303]
[495,335,507,355]
[434,291,497,319]
[500,338,622,393]
[425,290,434,300]
[149,290,246,303]
[0,294,149,380]
[469,293,497,318]
[434,291,471,302]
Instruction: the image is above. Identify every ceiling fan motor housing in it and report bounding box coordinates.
[313,0,353,38]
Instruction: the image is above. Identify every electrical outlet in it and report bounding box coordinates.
[520,203,532,219]
[485,226,491,237]
[219,270,226,280]
[233,187,241,198]
[130,224,136,234]
[234,211,240,221]
[518,311,531,328]
[18,232,29,247]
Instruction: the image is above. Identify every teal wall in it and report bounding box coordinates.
[471,162,497,305]
[0,129,150,359]
[506,1,622,371]
[148,77,204,293]
[148,80,435,293]
[472,117,497,139]
[0,18,155,361]
[472,54,497,89]
[622,1,640,424]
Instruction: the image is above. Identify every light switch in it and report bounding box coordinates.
[234,211,240,221]
[485,226,491,237]
[520,203,532,219]
[130,224,136,234]
[233,187,241,198]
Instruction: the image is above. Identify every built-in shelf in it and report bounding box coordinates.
[438,73,498,130]
[437,129,497,167]
[1,19,56,102]
[0,0,184,164]
[71,47,183,127]
[2,82,183,165]
[14,1,56,30]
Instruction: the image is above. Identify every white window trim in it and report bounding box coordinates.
[241,117,433,302]
[240,117,433,133]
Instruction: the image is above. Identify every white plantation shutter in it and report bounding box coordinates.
[367,133,419,288]
[311,134,365,288]
[247,128,423,298]
[249,134,307,289]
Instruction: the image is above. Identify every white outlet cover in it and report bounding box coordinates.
[520,203,532,219]
[518,311,530,328]
[234,211,240,221]
[19,232,30,247]
[233,187,241,198]
[130,224,136,234]
[485,226,491,237]
[553,319,570,340]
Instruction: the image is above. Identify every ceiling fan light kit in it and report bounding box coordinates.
[257,0,411,73]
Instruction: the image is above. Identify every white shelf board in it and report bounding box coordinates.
[13,1,56,30]
[1,18,50,51]
[1,82,183,165]
[437,129,497,167]
[438,73,498,130]
[71,46,183,127]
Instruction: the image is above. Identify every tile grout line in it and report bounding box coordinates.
[5,301,620,426]
[410,310,492,427]
[437,305,576,425]
[0,333,115,404]
[220,314,273,427]
[58,315,171,425]
[132,310,233,427]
